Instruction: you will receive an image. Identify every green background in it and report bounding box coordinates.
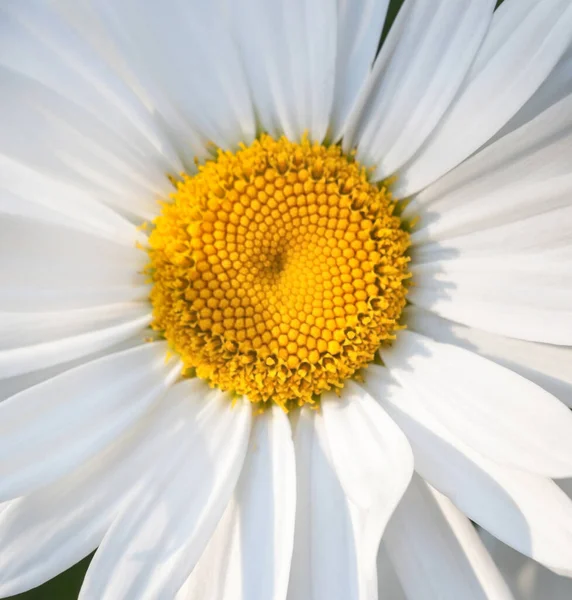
[9,0,504,597]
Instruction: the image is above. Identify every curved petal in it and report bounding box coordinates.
[383,474,513,600]
[0,0,188,218]
[0,341,180,501]
[363,365,572,575]
[286,407,360,600]
[0,0,182,168]
[0,65,171,221]
[230,0,337,142]
[0,335,146,403]
[178,405,295,600]
[407,94,572,243]
[395,0,572,198]
[320,382,413,599]
[408,251,572,346]
[495,43,572,140]
[329,0,389,139]
[407,253,572,346]
[344,0,495,178]
[376,545,407,600]
[481,528,572,599]
[0,303,149,351]
[0,309,151,379]
[0,381,199,597]
[405,306,572,408]
[321,381,413,510]
[405,96,572,345]
[381,330,572,477]
[73,0,255,153]
[79,387,252,600]
[0,217,149,311]
[0,156,144,246]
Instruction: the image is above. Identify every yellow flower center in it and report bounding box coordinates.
[147,135,410,409]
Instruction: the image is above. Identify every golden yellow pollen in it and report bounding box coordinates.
[146,135,410,409]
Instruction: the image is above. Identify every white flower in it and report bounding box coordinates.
[1,0,572,599]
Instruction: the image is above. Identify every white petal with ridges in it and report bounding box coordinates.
[0,303,149,351]
[330,0,389,139]
[481,528,572,598]
[383,474,513,600]
[0,310,151,379]
[0,0,183,173]
[376,545,407,600]
[287,407,360,600]
[321,381,413,599]
[363,365,572,575]
[0,217,149,312]
[0,156,145,246]
[0,382,198,597]
[0,341,179,501]
[395,0,572,197]
[321,381,413,511]
[0,65,170,221]
[231,0,336,142]
[405,306,572,408]
[178,405,295,600]
[0,335,146,403]
[79,386,252,600]
[408,253,572,346]
[407,253,572,346]
[407,95,572,242]
[344,0,494,178]
[381,330,572,477]
[80,0,256,153]
[494,42,572,141]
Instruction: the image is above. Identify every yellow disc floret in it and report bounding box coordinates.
[147,135,410,409]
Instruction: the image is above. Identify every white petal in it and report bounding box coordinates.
[0,303,149,351]
[321,382,413,599]
[321,381,413,510]
[178,405,295,600]
[287,407,360,600]
[0,1,183,168]
[0,217,149,311]
[408,94,572,244]
[0,156,145,246]
[0,341,179,501]
[376,545,407,600]
[408,252,572,345]
[329,0,389,139]
[363,365,572,575]
[0,1,185,217]
[231,0,337,142]
[0,307,151,379]
[75,0,255,153]
[405,305,572,408]
[408,253,572,346]
[79,387,252,600]
[0,66,171,221]
[0,383,195,597]
[0,335,145,403]
[395,0,572,197]
[481,528,572,599]
[344,0,495,178]
[495,43,572,140]
[383,474,513,600]
[381,330,572,477]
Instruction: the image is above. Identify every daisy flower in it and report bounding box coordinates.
[1,0,572,599]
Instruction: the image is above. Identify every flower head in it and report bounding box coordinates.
[1,0,572,599]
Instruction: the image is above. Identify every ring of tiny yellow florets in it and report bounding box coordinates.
[146,135,410,410]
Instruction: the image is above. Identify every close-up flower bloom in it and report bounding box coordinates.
[1,0,572,598]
